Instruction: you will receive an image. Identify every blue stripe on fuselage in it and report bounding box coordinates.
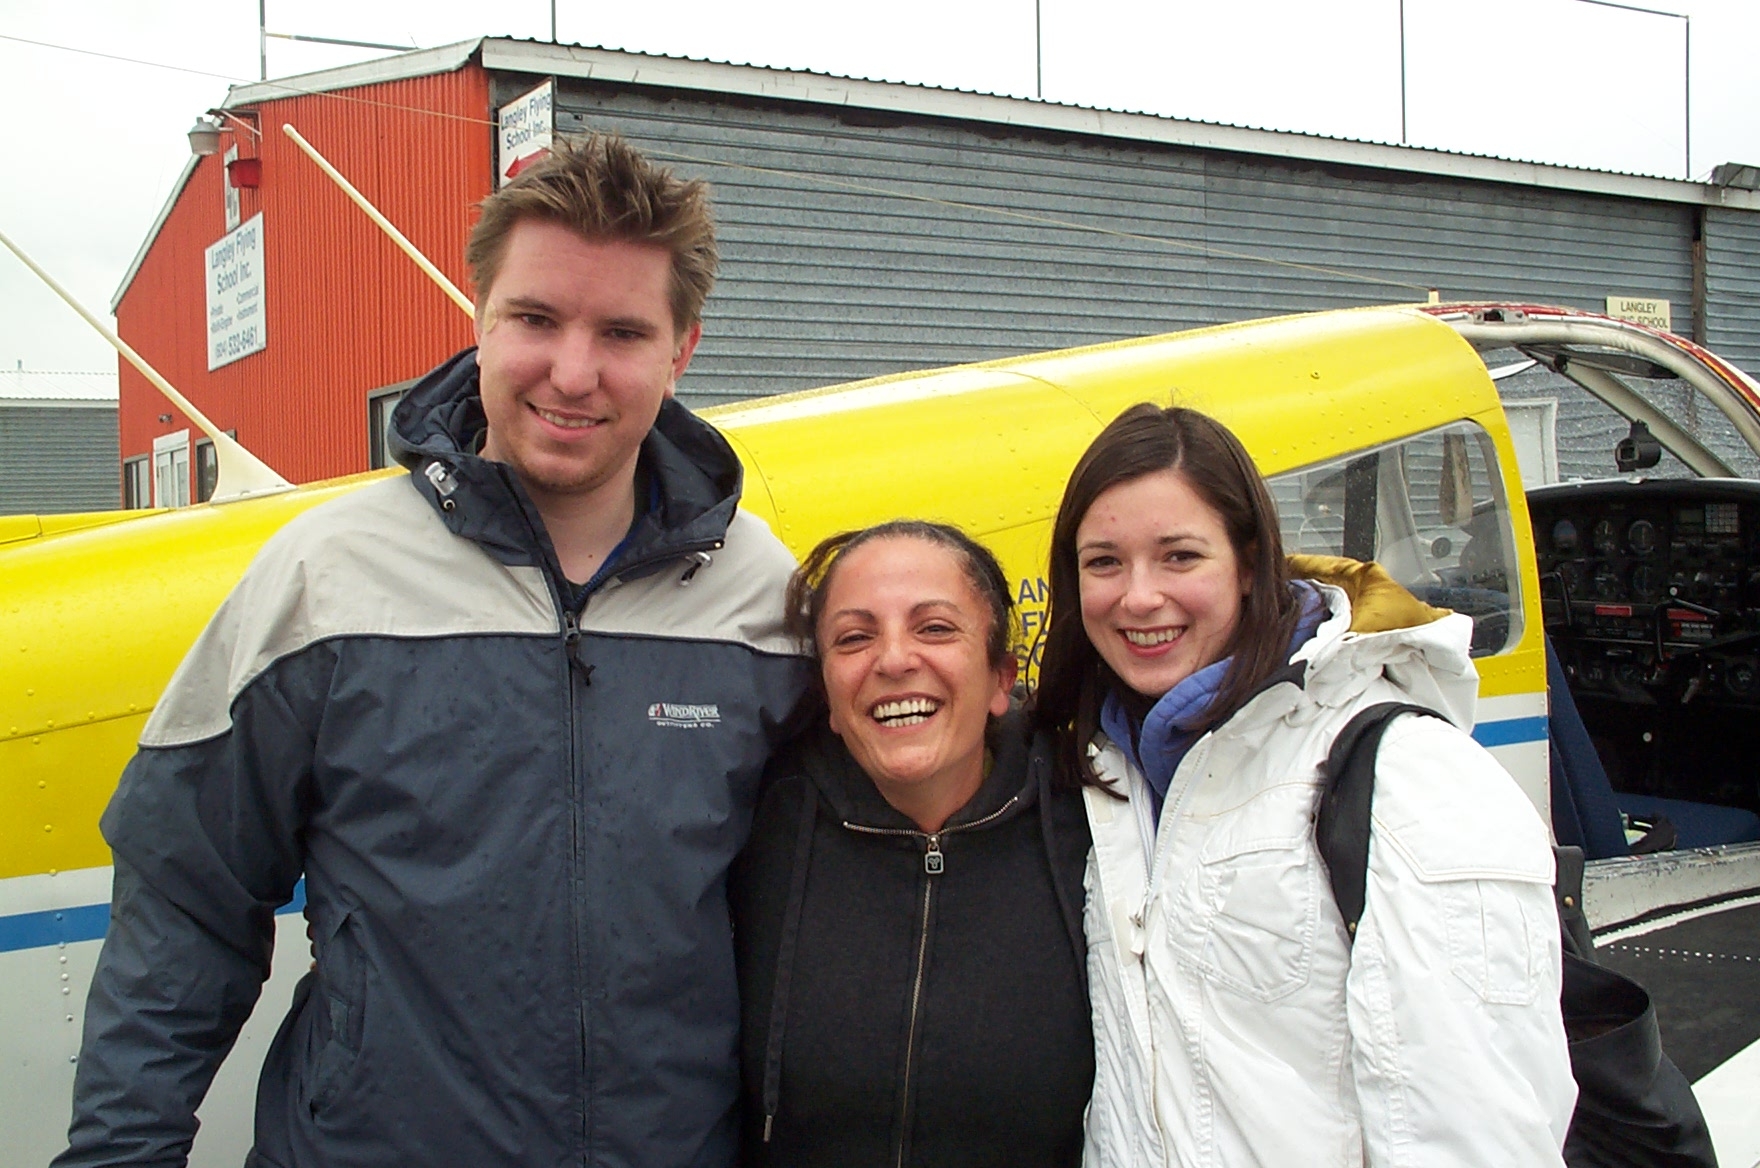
[0,878,307,955]
[1471,715,1549,748]
[2,722,1540,952]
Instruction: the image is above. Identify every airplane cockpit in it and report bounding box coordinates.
[1270,307,1760,861]
[1449,312,1760,859]
[1529,463,1760,853]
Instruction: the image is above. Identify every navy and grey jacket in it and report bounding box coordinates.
[57,349,814,1168]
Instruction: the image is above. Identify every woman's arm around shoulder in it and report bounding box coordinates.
[730,734,823,949]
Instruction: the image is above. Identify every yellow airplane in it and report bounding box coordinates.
[6,298,1760,1164]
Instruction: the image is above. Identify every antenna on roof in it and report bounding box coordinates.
[0,226,294,503]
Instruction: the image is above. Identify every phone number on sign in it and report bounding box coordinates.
[212,326,261,361]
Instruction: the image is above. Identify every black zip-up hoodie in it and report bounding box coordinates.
[731,707,1093,1168]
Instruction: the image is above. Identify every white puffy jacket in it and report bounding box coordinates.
[1082,579,1575,1168]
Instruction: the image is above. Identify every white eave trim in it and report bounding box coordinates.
[480,38,1760,213]
[223,39,482,107]
[111,155,199,312]
[0,398,118,410]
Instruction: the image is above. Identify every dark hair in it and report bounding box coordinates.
[785,520,1017,670]
[1031,404,1298,787]
[466,133,718,330]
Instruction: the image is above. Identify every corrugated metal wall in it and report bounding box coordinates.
[117,59,1760,487]
[0,405,119,514]
[116,68,490,487]
[526,79,1711,406]
[1705,207,1760,375]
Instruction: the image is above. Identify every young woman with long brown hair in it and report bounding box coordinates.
[1034,403,1574,1167]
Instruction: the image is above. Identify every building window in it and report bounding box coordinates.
[193,430,235,503]
[368,380,415,470]
[124,455,152,509]
[195,439,218,503]
[152,430,191,509]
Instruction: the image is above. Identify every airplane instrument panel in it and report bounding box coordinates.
[1530,478,1760,812]
[1530,479,1760,706]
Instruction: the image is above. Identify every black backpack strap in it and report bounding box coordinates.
[1553,844,1595,961]
[1315,701,1445,944]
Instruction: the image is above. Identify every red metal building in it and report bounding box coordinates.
[114,56,490,504]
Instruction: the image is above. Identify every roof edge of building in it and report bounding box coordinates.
[477,38,1760,213]
[115,35,1760,313]
[112,154,200,312]
[222,38,483,107]
[0,398,118,410]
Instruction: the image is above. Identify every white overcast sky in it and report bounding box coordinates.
[2,0,1757,373]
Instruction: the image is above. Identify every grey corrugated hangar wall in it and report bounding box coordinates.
[500,73,1752,407]
[0,404,119,515]
[1705,207,1760,373]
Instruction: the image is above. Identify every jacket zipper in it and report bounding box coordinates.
[551,535,720,1154]
[560,601,592,1160]
[1121,674,1304,1160]
[1129,721,1258,1161]
[495,461,728,1160]
[903,871,933,1168]
[841,797,1018,1167]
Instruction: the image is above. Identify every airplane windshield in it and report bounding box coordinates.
[1483,346,1760,482]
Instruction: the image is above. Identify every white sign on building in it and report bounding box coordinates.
[498,79,554,187]
[1606,296,1672,331]
[205,213,266,371]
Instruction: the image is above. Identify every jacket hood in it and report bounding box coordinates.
[780,703,1042,832]
[1287,556,1480,731]
[1288,554,1452,634]
[385,347,745,581]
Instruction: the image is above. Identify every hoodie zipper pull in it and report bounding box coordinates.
[924,835,944,875]
[562,610,594,685]
[763,1114,774,1143]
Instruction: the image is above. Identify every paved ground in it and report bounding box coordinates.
[1599,901,1760,1082]
[1598,899,1760,1167]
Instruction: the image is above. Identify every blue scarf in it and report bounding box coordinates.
[1100,581,1327,824]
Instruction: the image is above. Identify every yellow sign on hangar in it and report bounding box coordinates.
[1605,295,1672,331]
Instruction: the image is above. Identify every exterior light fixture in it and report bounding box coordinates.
[187,117,224,156]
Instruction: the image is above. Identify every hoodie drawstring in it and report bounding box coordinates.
[423,460,459,512]
[761,787,820,1142]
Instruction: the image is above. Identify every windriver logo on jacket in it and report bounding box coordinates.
[648,702,722,729]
